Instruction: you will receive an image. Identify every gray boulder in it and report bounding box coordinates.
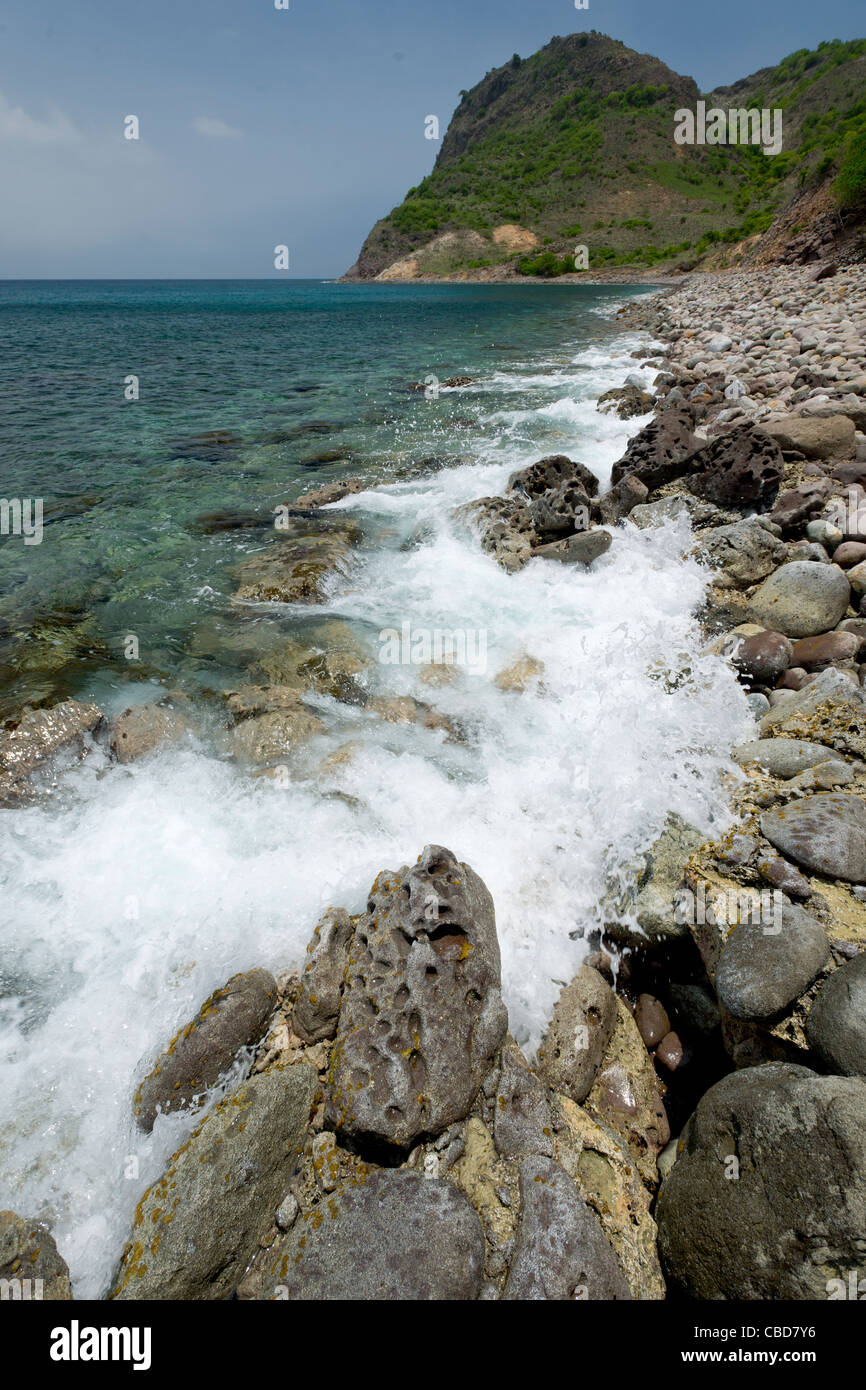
[700,517,788,590]
[325,845,507,1151]
[657,1064,866,1298]
[134,968,278,1131]
[749,561,851,637]
[256,1169,485,1300]
[715,905,829,1021]
[503,1158,631,1300]
[732,739,848,779]
[761,793,866,883]
[806,952,866,1076]
[112,1064,316,1299]
[762,414,856,461]
[494,1043,553,1159]
[532,529,612,567]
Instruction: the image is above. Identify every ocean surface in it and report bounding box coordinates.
[0,280,752,1295]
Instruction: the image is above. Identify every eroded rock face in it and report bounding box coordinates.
[255,1170,485,1301]
[610,408,698,493]
[454,495,536,572]
[0,1211,73,1300]
[507,454,599,500]
[325,845,507,1152]
[536,965,616,1104]
[502,1157,631,1301]
[657,1064,866,1298]
[112,1064,316,1300]
[293,908,354,1044]
[761,793,866,883]
[134,969,278,1132]
[685,425,783,512]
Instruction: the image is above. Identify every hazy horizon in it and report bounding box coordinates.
[0,0,862,279]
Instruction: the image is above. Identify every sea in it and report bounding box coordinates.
[0,279,752,1295]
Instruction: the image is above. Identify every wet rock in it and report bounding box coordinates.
[655,1032,685,1072]
[763,414,856,461]
[762,793,866,883]
[225,685,325,765]
[630,495,699,529]
[494,654,544,692]
[494,1042,553,1159]
[530,480,592,540]
[112,1064,316,1300]
[455,495,536,572]
[667,983,720,1038]
[234,521,358,604]
[806,952,866,1076]
[595,473,649,525]
[325,845,507,1152]
[134,969,278,1131]
[502,1157,631,1301]
[293,908,354,1044]
[507,454,599,500]
[657,1064,866,1298]
[295,478,364,509]
[0,699,103,779]
[685,425,783,512]
[700,518,787,589]
[536,966,617,1104]
[715,905,829,1021]
[749,561,851,637]
[610,408,698,493]
[110,702,191,765]
[729,629,793,684]
[585,997,670,1186]
[605,813,706,948]
[733,741,842,779]
[256,1169,485,1301]
[0,1212,73,1300]
[597,384,654,419]
[635,994,670,1049]
[532,529,612,567]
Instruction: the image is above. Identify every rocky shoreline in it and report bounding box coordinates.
[4,260,866,1301]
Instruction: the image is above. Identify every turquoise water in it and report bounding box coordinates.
[0,279,640,714]
[0,279,753,1295]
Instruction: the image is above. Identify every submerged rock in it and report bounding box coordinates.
[233,520,359,604]
[255,1169,485,1301]
[325,845,507,1152]
[0,1211,73,1300]
[502,1157,631,1300]
[112,1064,316,1300]
[224,685,325,765]
[134,968,278,1131]
[657,1064,866,1298]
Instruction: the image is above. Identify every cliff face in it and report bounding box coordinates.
[345,32,866,281]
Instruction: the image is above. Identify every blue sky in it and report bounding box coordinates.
[0,0,861,278]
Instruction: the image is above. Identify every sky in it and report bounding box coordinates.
[0,0,862,279]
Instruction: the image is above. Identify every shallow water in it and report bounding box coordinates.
[0,281,752,1295]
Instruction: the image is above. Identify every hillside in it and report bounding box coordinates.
[343,32,866,280]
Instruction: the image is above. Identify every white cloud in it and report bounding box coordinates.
[0,90,81,144]
[192,116,242,140]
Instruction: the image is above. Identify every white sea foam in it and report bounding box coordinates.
[0,327,752,1296]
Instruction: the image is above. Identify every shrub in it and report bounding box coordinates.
[836,131,866,211]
